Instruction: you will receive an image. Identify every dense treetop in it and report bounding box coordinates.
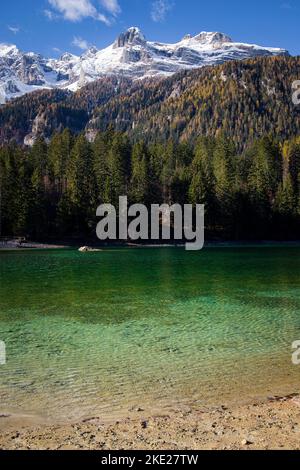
[1,130,300,241]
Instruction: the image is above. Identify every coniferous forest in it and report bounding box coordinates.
[1,129,300,242]
[1,56,300,242]
[1,57,300,151]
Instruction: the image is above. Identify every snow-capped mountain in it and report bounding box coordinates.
[0,27,289,103]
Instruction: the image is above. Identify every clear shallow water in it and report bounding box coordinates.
[0,247,300,425]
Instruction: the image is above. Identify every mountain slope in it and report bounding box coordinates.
[0,27,289,103]
[0,56,299,151]
[86,56,300,151]
[1,56,299,151]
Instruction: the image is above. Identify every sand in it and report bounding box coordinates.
[1,395,300,450]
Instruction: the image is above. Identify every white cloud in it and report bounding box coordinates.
[8,26,20,34]
[47,0,111,25]
[99,0,121,16]
[72,36,90,50]
[151,0,173,23]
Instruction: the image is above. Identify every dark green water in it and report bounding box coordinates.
[0,247,300,424]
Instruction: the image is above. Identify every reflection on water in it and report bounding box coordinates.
[0,247,300,424]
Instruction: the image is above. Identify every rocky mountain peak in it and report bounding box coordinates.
[82,46,98,59]
[194,31,233,44]
[59,52,76,62]
[0,43,18,54]
[0,28,289,104]
[115,27,146,48]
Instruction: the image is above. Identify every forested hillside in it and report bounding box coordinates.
[1,55,300,242]
[1,130,300,241]
[0,56,300,151]
[88,56,300,151]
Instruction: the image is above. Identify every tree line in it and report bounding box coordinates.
[1,129,300,241]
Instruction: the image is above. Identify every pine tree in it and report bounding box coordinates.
[48,129,73,195]
[275,174,296,217]
[107,134,131,206]
[66,134,97,233]
[189,137,216,228]
[29,138,50,238]
[1,145,34,237]
[248,137,282,236]
[212,135,237,233]
[93,131,113,204]
[130,141,150,204]
[287,139,300,195]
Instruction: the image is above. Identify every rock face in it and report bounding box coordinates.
[0,27,289,103]
[115,27,146,48]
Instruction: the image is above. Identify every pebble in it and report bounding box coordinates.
[129,407,144,412]
[241,438,252,446]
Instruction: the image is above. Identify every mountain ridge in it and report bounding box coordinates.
[1,56,299,150]
[0,27,289,103]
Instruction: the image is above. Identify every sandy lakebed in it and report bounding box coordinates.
[0,395,300,450]
[1,246,300,450]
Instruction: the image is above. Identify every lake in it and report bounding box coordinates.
[0,246,299,425]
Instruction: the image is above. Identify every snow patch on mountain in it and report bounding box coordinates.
[0,28,289,103]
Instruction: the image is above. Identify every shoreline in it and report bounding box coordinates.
[0,241,70,250]
[1,394,300,450]
[1,240,300,251]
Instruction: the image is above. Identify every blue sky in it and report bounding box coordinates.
[0,0,299,57]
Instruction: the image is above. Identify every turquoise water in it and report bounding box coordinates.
[0,247,300,424]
